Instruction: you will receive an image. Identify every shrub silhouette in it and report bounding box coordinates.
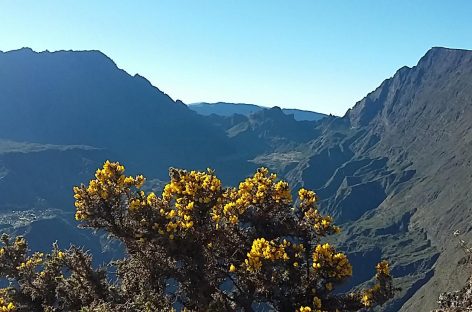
[0,161,394,311]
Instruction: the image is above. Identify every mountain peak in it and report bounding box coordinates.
[417,46,472,68]
[346,47,472,128]
[189,102,327,121]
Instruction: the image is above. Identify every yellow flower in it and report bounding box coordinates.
[124,176,135,185]
[0,297,13,311]
[135,175,145,188]
[298,188,317,206]
[244,238,289,272]
[229,264,236,272]
[146,192,157,205]
[376,260,390,276]
[75,211,86,221]
[361,293,373,307]
[129,199,141,211]
[312,243,352,279]
[229,215,238,224]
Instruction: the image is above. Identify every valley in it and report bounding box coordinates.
[0,47,471,311]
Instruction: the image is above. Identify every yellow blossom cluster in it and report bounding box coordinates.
[236,168,292,206]
[57,251,65,259]
[13,237,26,251]
[156,168,221,235]
[298,188,317,206]
[16,252,43,271]
[211,168,292,227]
[244,238,290,272]
[0,297,15,311]
[74,161,146,220]
[162,168,221,202]
[297,296,337,312]
[298,189,340,236]
[376,260,390,277]
[297,299,326,312]
[312,243,352,279]
[303,207,340,236]
[361,287,376,307]
[361,260,391,307]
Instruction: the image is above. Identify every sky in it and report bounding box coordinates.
[0,1,471,116]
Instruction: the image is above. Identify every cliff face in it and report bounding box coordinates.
[290,47,472,311]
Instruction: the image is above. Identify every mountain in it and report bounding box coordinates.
[208,106,323,173]
[1,47,472,311]
[0,48,319,262]
[189,102,328,121]
[285,47,472,311]
[0,48,238,181]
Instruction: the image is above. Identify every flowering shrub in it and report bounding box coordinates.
[0,161,394,311]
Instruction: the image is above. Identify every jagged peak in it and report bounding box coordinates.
[251,106,288,120]
[345,47,472,128]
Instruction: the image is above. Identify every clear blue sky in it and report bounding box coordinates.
[1,1,471,115]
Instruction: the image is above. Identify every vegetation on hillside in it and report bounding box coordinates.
[432,232,472,311]
[0,161,394,311]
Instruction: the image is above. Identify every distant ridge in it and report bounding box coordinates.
[188,102,328,121]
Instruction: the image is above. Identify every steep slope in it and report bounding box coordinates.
[0,140,105,212]
[0,139,119,263]
[0,48,326,208]
[288,47,472,311]
[1,46,472,310]
[0,48,235,180]
[189,101,328,121]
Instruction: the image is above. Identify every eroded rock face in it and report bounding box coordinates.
[289,47,472,311]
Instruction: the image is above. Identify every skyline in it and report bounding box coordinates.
[1,1,471,115]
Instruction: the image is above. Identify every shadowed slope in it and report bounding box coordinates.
[289,47,472,311]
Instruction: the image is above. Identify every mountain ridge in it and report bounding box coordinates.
[189,101,329,121]
[289,46,472,311]
[0,46,471,311]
